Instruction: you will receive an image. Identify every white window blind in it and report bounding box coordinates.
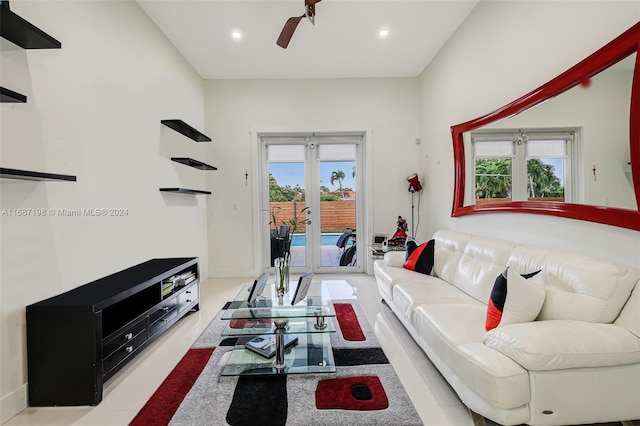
[266,145,306,162]
[317,144,357,160]
[526,139,567,157]
[473,141,514,157]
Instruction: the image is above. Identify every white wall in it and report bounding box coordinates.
[418,0,640,267]
[204,78,420,277]
[0,1,208,421]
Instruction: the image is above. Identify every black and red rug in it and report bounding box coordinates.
[130,300,422,426]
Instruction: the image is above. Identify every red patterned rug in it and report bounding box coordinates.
[129,301,421,425]
[333,303,366,341]
[129,347,214,426]
[316,375,388,410]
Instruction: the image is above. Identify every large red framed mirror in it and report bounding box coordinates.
[451,22,640,231]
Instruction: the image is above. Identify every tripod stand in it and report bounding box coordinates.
[408,185,420,239]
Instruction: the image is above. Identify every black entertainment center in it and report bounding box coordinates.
[26,257,200,406]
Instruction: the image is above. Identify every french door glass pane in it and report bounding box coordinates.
[268,159,307,268]
[319,157,356,267]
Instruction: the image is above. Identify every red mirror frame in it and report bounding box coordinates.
[451,22,640,231]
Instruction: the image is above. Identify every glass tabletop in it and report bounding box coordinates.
[220,333,336,376]
[221,281,335,321]
[221,316,336,337]
[219,280,337,376]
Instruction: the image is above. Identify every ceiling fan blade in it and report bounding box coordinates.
[277,15,304,49]
[277,0,321,49]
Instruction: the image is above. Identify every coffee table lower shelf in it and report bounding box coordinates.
[220,333,336,376]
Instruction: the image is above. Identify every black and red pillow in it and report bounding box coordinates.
[403,239,435,275]
[485,267,545,331]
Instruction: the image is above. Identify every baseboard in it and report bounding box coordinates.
[1,384,27,424]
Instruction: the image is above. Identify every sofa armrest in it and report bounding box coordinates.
[484,320,640,371]
[384,251,406,267]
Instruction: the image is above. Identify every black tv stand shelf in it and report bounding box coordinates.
[26,257,200,406]
[0,167,76,182]
[161,119,211,142]
[159,187,211,195]
[0,86,27,103]
[0,6,61,49]
[171,157,217,170]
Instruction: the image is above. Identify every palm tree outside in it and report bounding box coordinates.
[330,170,346,199]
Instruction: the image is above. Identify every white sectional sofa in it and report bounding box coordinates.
[374,229,640,426]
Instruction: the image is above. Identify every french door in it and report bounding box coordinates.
[259,133,363,274]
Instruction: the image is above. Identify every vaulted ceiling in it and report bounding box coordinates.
[137,0,479,79]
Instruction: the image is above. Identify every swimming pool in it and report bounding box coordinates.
[291,233,345,246]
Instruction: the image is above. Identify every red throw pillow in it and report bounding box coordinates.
[403,239,435,275]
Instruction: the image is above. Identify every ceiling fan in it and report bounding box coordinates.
[276,0,322,49]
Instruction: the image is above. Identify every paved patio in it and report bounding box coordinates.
[289,245,349,267]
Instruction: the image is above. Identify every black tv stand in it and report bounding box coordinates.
[26,257,200,406]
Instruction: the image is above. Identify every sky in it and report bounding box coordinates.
[270,161,356,191]
[541,158,564,185]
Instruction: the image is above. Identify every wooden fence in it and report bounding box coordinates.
[270,201,356,232]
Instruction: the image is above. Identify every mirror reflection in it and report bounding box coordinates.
[462,52,636,211]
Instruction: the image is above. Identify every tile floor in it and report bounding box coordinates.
[5,274,637,426]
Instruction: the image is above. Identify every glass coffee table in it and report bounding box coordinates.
[219,280,336,376]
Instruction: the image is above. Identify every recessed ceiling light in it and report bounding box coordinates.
[231,30,242,40]
[378,29,389,38]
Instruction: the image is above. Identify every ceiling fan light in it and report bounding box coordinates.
[231,30,242,40]
[378,29,389,38]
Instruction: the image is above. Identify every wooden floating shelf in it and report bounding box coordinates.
[1,86,27,103]
[170,157,217,170]
[0,167,76,182]
[0,7,61,49]
[161,119,211,142]
[159,188,211,195]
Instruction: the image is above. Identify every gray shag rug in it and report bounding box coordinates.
[163,300,422,425]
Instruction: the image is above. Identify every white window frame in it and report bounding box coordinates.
[468,128,579,204]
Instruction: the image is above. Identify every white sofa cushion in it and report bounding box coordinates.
[383,251,406,268]
[416,302,492,346]
[414,303,530,409]
[508,246,640,323]
[615,282,640,338]
[484,320,640,371]
[454,236,517,304]
[393,280,475,324]
[433,230,472,284]
[373,257,424,302]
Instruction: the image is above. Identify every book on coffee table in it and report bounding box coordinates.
[244,334,298,358]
